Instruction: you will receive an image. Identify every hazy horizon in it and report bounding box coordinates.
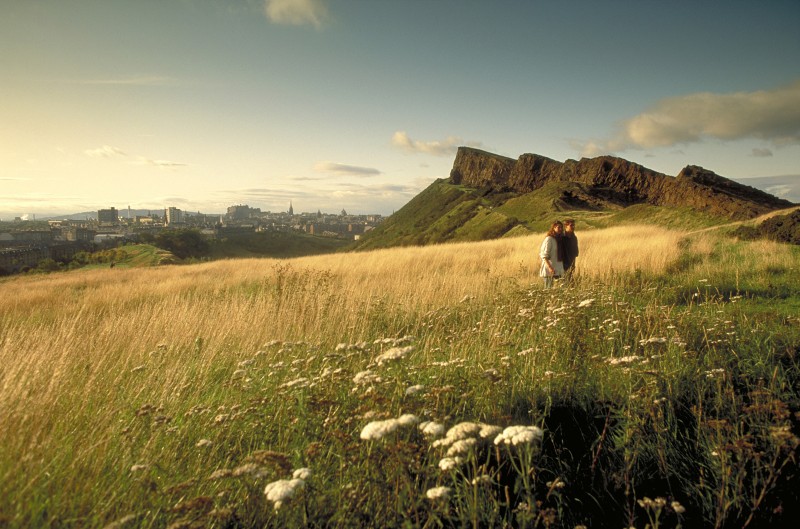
[2,170,799,223]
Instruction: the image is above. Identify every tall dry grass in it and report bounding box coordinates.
[1,224,797,527]
[0,225,701,481]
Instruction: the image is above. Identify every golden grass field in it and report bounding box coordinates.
[1,224,798,528]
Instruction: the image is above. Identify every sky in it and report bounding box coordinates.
[2,0,799,220]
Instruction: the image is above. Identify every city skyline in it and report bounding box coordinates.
[2,0,799,219]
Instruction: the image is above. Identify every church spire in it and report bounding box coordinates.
[288,201,294,216]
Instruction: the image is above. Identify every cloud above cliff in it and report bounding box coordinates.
[313,161,381,177]
[84,145,185,168]
[264,0,329,29]
[391,131,483,156]
[74,75,176,86]
[579,80,800,155]
[85,145,126,158]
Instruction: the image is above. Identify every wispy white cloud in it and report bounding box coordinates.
[576,80,800,156]
[264,0,328,29]
[84,145,185,168]
[134,157,188,169]
[391,131,483,156]
[85,145,127,158]
[74,75,176,86]
[313,161,381,177]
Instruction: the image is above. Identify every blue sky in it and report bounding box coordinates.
[1,0,799,219]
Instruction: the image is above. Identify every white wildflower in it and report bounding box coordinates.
[578,298,595,308]
[494,425,544,446]
[446,438,477,456]
[445,422,483,441]
[396,414,420,426]
[374,346,414,365]
[607,355,640,365]
[639,337,667,346]
[196,439,213,448]
[360,419,399,440]
[426,486,452,500]
[405,384,425,396]
[280,377,310,389]
[292,467,312,480]
[361,414,419,440]
[419,421,446,438]
[471,475,492,485]
[353,370,381,385]
[438,456,463,471]
[671,501,686,514]
[479,424,503,439]
[130,464,148,472]
[264,478,305,509]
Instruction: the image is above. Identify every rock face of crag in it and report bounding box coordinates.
[449,147,794,219]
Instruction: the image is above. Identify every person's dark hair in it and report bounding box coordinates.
[546,221,564,237]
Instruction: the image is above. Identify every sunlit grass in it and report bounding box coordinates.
[0,226,798,528]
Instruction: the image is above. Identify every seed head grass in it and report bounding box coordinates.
[0,227,798,527]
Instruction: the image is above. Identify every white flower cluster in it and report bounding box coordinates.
[438,456,463,471]
[425,486,452,500]
[374,345,415,366]
[353,370,382,386]
[374,335,415,347]
[263,467,312,510]
[493,425,544,446]
[360,414,420,440]
[405,384,426,396]
[431,422,503,449]
[606,355,641,365]
[419,421,446,437]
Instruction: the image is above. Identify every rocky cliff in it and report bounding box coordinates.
[449,147,794,219]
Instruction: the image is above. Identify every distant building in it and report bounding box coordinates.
[98,207,119,225]
[165,207,184,226]
[226,204,261,221]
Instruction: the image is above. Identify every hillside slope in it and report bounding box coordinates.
[352,148,795,250]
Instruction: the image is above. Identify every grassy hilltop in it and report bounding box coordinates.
[1,222,799,528]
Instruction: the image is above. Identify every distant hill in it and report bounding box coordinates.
[351,147,796,250]
[39,209,223,221]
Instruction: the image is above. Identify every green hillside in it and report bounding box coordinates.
[352,179,736,250]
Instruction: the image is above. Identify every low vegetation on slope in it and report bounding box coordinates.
[1,227,798,528]
[353,180,737,250]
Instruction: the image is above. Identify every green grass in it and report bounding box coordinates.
[1,235,799,528]
[354,181,735,250]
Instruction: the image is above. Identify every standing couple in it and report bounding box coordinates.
[539,219,579,288]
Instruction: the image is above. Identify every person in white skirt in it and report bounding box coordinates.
[539,220,565,289]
